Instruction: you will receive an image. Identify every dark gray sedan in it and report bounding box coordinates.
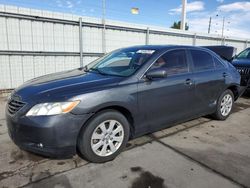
[6,45,241,163]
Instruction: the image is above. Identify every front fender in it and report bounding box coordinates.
[70,84,138,116]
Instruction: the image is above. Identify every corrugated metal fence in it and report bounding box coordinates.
[0,5,249,90]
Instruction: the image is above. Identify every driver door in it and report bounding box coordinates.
[136,49,196,133]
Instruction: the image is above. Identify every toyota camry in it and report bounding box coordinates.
[6,45,241,163]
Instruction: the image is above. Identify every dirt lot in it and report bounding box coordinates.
[1,94,250,188]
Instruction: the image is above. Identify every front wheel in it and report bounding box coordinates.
[77,110,130,163]
[213,89,234,120]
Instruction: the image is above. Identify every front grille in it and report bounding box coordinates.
[8,98,26,115]
[236,67,250,75]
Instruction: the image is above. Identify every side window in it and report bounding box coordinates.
[213,57,225,69]
[190,50,214,71]
[151,49,189,76]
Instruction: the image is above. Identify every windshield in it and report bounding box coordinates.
[235,48,250,60]
[85,48,156,77]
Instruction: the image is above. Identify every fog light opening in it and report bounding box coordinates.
[37,143,43,148]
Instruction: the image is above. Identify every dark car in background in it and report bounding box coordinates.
[6,45,241,163]
[232,48,250,88]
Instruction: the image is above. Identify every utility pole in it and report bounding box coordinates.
[221,16,225,45]
[181,0,187,30]
[102,0,106,53]
[208,17,211,34]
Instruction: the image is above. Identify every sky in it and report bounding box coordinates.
[0,0,249,39]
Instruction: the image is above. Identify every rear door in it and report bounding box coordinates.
[188,49,227,114]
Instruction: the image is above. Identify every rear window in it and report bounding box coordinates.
[190,50,214,71]
[213,57,225,69]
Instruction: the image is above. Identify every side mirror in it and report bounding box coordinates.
[145,68,167,79]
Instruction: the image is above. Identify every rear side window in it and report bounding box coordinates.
[151,49,189,76]
[213,57,225,69]
[190,50,214,71]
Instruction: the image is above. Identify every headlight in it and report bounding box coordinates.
[26,101,80,116]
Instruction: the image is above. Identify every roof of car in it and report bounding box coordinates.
[123,45,205,51]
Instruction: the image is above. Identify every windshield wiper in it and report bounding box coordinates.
[89,68,108,75]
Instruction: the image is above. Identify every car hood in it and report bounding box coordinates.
[14,69,124,102]
[232,59,250,67]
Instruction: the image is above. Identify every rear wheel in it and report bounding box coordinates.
[213,89,234,120]
[77,110,130,163]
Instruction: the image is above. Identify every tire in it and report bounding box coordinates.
[212,89,234,120]
[77,110,130,163]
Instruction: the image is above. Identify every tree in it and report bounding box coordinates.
[170,21,189,30]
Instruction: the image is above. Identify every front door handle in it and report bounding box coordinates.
[185,79,193,86]
[223,72,228,78]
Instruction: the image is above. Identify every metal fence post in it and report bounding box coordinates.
[102,26,106,53]
[146,27,149,45]
[221,37,225,45]
[245,40,248,49]
[193,33,197,46]
[79,17,83,67]
[102,23,106,53]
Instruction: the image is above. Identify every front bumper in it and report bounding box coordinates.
[240,75,250,87]
[6,110,93,158]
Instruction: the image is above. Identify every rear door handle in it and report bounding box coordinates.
[185,78,193,86]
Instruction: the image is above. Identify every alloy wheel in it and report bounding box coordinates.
[220,94,233,117]
[90,120,124,157]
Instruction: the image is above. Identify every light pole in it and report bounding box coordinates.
[217,16,230,44]
[181,0,187,30]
